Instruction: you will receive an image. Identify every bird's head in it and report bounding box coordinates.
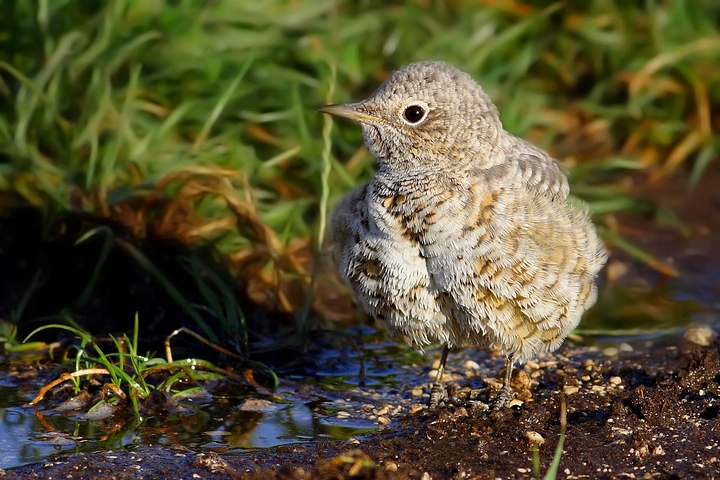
[321,61,504,175]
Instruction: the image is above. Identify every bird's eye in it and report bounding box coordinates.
[403,104,427,124]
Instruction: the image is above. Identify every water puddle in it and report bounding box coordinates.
[0,333,419,470]
[0,376,378,469]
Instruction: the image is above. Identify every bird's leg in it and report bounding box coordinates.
[429,345,450,408]
[490,355,515,410]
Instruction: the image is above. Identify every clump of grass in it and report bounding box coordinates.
[24,313,267,418]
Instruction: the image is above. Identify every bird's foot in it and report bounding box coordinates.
[429,384,448,408]
[489,386,513,410]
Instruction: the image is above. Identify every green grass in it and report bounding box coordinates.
[24,314,235,417]
[1,0,719,345]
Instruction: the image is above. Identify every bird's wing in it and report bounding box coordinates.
[514,151,570,200]
[467,137,569,202]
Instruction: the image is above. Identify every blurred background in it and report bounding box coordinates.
[1,0,719,353]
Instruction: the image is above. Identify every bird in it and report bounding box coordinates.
[320,61,607,408]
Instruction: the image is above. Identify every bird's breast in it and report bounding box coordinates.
[373,181,483,247]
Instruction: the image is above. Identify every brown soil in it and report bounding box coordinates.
[5,334,719,480]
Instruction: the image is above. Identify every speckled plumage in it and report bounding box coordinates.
[321,61,607,407]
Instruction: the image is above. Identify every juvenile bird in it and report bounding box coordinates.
[321,61,607,408]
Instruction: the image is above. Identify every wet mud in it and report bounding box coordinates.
[5,333,719,479]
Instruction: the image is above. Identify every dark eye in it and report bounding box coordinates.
[403,105,426,124]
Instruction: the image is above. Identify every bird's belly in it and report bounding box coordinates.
[336,198,467,349]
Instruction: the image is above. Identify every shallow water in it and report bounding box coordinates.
[0,334,417,470]
[0,377,376,469]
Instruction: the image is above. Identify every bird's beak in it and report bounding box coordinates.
[319,103,377,123]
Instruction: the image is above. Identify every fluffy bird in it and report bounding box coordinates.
[321,61,607,408]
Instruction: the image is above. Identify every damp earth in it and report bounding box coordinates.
[3,331,719,480]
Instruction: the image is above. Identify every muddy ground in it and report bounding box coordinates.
[4,333,719,480]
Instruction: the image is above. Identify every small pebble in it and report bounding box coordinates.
[238,399,276,412]
[428,370,452,382]
[539,360,558,369]
[409,404,425,415]
[619,342,634,352]
[602,347,618,357]
[564,385,580,395]
[582,359,595,370]
[375,405,391,416]
[463,360,481,371]
[609,376,622,386]
[411,387,424,397]
[385,461,398,471]
[635,445,649,457]
[684,324,716,346]
[377,416,391,425]
[509,399,524,408]
[525,360,540,370]
[525,431,545,445]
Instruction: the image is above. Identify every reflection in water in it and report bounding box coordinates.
[0,400,140,468]
[0,390,376,469]
[213,402,372,449]
[0,351,384,470]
